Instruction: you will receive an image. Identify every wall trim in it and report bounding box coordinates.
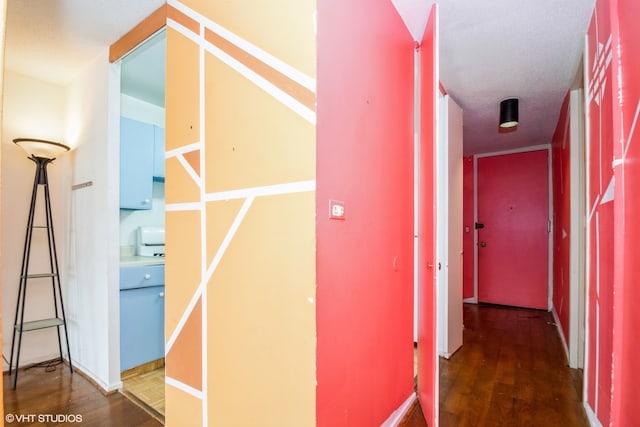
[109,4,167,63]
[584,402,602,427]
[569,87,587,370]
[474,143,551,159]
[71,359,122,395]
[581,33,593,406]
[552,306,570,361]
[380,393,417,427]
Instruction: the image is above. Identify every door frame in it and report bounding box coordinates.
[569,87,587,369]
[473,144,553,309]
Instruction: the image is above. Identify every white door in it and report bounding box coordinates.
[436,94,464,358]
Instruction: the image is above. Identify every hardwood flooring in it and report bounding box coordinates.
[403,303,587,426]
[438,303,588,426]
[3,304,587,427]
[3,363,161,427]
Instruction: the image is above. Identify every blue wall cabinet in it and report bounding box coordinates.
[120,265,165,371]
[120,117,154,209]
[153,125,165,179]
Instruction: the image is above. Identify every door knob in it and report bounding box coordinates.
[480,241,487,248]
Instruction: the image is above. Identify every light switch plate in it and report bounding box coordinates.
[329,199,345,220]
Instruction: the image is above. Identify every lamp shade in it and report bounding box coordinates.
[13,138,70,159]
[499,98,519,128]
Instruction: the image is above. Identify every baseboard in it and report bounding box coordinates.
[584,402,602,427]
[463,297,477,303]
[121,358,165,380]
[2,357,121,396]
[380,393,416,427]
[551,307,570,363]
[70,359,122,395]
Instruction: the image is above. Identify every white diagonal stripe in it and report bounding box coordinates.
[177,154,201,187]
[165,285,203,353]
[166,375,203,400]
[167,0,316,92]
[203,196,254,285]
[205,180,316,202]
[166,142,202,158]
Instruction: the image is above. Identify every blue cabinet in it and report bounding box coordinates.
[120,265,165,372]
[120,117,154,209]
[153,126,165,179]
[120,117,166,208]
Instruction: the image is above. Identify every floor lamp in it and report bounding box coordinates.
[9,138,73,388]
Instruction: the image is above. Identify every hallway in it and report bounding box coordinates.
[438,303,587,426]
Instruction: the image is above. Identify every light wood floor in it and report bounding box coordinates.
[3,364,161,427]
[121,367,165,423]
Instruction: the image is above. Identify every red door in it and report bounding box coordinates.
[477,150,549,310]
[417,4,438,426]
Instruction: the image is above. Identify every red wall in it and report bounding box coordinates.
[551,93,571,345]
[315,1,415,425]
[586,0,615,423]
[610,0,640,425]
[462,156,474,299]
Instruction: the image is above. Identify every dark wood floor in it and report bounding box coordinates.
[403,303,588,427]
[3,304,587,427]
[3,363,161,427]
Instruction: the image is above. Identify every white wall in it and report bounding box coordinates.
[1,70,71,369]
[65,49,121,391]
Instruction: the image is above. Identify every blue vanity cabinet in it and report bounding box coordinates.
[120,264,165,372]
[120,117,154,209]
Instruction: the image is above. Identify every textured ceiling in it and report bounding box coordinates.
[392,0,595,154]
[5,0,596,154]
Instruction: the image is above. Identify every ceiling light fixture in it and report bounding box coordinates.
[499,98,519,128]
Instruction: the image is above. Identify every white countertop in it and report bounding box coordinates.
[120,255,165,267]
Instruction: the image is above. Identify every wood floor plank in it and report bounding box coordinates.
[438,303,588,427]
[3,365,162,427]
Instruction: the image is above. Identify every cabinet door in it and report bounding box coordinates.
[120,117,154,209]
[153,126,165,179]
[120,285,165,371]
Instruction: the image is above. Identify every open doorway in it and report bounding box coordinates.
[118,28,166,422]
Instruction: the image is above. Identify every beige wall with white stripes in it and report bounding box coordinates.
[164,1,316,425]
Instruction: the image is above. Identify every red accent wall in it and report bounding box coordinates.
[551,93,571,344]
[417,6,437,426]
[315,1,415,425]
[586,0,614,423]
[462,156,474,299]
[610,1,640,425]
